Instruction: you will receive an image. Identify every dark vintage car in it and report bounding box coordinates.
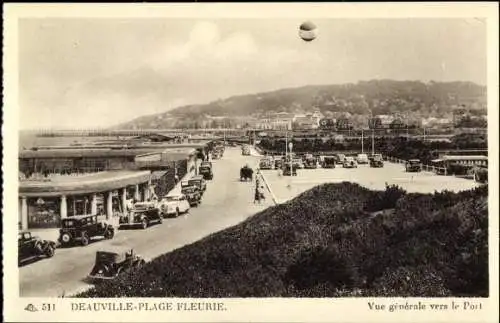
[199,165,213,180]
[322,156,336,168]
[119,202,162,229]
[283,163,297,176]
[87,249,146,282]
[240,166,254,181]
[406,159,423,172]
[181,185,202,206]
[369,154,384,168]
[18,231,56,266]
[58,214,115,247]
[304,154,318,169]
[188,175,207,193]
[335,153,346,164]
[274,157,284,169]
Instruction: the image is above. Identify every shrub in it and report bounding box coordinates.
[76,182,488,298]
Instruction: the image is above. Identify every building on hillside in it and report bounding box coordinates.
[421,117,454,129]
[293,115,319,130]
[253,112,294,130]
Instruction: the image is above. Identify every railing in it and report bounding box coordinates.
[383,156,448,176]
[20,168,107,181]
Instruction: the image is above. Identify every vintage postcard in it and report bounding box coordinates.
[2,2,499,322]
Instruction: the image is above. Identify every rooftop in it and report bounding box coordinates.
[19,170,152,197]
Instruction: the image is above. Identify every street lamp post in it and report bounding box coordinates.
[288,142,293,187]
[361,129,364,154]
[371,128,375,155]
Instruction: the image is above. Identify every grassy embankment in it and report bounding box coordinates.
[77,183,488,297]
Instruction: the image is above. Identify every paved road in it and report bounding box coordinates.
[262,162,481,204]
[19,147,273,297]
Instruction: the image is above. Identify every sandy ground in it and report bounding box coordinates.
[260,162,481,204]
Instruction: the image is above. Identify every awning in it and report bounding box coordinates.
[150,171,169,180]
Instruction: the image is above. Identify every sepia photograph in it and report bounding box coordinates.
[3,3,499,323]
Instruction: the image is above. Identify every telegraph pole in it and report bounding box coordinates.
[361,129,364,154]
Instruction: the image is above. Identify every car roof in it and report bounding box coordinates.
[165,193,184,197]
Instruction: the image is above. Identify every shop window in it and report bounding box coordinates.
[27,197,61,229]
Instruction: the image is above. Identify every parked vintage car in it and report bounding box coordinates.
[259,158,273,170]
[18,231,56,266]
[343,156,358,168]
[188,175,207,193]
[274,156,284,169]
[241,145,251,155]
[119,202,162,229]
[369,154,384,168]
[87,249,146,282]
[356,153,370,164]
[335,153,346,164]
[304,154,318,169]
[200,161,213,169]
[181,185,202,206]
[283,163,298,176]
[406,159,423,172]
[58,214,115,247]
[240,165,254,181]
[322,156,336,168]
[292,158,305,169]
[158,193,191,217]
[199,164,213,180]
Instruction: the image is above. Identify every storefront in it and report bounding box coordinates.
[26,197,61,229]
[19,170,152,230]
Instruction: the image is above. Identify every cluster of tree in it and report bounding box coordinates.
[455,116,487,128]
[77,183,488,298]
[257,134,487,165]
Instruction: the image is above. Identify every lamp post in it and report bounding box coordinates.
[288,142,294,187]
[361,129,364,154]
[372,127,375,155]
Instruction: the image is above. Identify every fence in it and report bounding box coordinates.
[383,155,449,176]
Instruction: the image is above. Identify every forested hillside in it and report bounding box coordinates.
[114,80,486,129]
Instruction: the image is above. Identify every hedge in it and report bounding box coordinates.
[76,183,488,298]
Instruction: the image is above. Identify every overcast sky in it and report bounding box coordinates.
[19,18,486,129]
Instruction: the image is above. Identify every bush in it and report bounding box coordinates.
[76,183,488,298]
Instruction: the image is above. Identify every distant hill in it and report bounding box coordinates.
[77,183,488,297]
[114,80,486,129]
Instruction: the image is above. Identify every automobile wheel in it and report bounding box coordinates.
[45,246,55,258]
[60,233,72,245]
[104,229,115,239]
[81,234,90,246]
[141,219,148,229]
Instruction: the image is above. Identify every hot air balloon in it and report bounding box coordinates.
[299,21,318,42]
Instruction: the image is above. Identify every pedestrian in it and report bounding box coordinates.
[254,186,260,204]
[174,173,180,185]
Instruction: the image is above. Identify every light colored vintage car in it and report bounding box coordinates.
[158,194,191,217]
[343,156,358,168]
